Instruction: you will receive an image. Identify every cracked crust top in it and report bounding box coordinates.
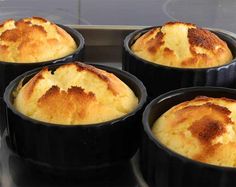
[14,62,138,125]
[0,16,77,63]
[131,22,233,68]
[152,96,236,167]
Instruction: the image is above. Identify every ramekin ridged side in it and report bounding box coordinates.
[141,87,236,187]
[123,27,236,100]
[4,62,147,176]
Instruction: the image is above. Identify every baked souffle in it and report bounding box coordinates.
[0,16,77,63]
[14,62,138,125]
[152,96,236,167]
[131,22,233,68]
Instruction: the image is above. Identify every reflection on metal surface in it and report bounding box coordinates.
[162,0,236,32]
[131,153,149,187]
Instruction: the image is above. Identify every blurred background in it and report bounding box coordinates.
[0,0,236,32]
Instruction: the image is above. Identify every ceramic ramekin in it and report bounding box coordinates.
[123,27,236,100]
[141,87,236,187]
[4,62,147,176]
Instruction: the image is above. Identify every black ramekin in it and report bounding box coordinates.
[123,27,236,100]
[0,24,85,97]
[3,62,147,176]
[141,87,236,187]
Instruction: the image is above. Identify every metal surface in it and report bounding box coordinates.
[70,25,145,64]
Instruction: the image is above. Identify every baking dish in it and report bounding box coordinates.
[4,62,147,176]
[141,87,236,187]
[123,27,236,100]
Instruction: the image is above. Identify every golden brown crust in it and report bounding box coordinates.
[131,22,233,68]
[0,17,77,63]
[14,62,138,125]
[188,28,225,50]
[147,32,164,54]
[37,86,96,121]
[152,96,236,167]
[189,116,226,144]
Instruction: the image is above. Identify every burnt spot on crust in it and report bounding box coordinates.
[38,85,60,100]
[147,32,164,54]
[38,85,95,104]
[37,86,96,120]
[183,101,233,162]
[68,86,95,99]
[189,116,226,144]
[188,28,226,51]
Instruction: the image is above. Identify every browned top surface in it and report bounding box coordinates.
[153,96,236,166]
[14,62,138,125]
[0,16,77,63]
[188,28,227,51]
[131,21,233,68]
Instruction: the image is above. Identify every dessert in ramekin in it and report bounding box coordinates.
[123,22,236,99]
[0,16,84,96]
[142,87,236,187]
[4,61,147,175]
